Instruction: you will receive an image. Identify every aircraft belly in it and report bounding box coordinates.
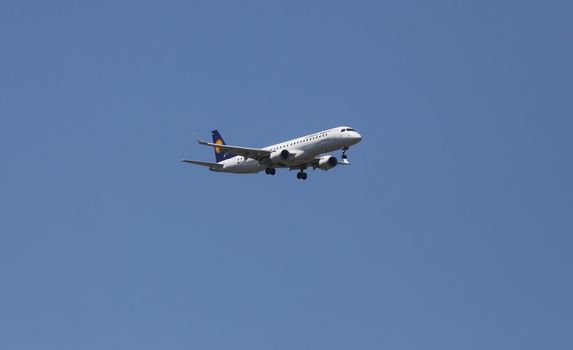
[226,160,263,174]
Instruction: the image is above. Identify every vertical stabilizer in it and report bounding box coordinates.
[211,130,234,162]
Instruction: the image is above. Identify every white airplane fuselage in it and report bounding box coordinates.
[215,126,362,174]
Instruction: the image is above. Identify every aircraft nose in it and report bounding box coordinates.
[355,132,362,142]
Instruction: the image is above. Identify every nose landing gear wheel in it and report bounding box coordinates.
[342,146,349,160]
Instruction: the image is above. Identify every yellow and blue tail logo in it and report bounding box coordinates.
[212,130,234,162]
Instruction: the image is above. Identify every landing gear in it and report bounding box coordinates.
[265,168,276,175]
[342,146,349,160]
[296,171,308,180]
[339,147,351,164]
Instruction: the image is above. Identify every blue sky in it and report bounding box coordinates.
[1,1,572,349]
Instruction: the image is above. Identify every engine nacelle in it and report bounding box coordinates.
[270,149,306,165]
[318,155,338,170]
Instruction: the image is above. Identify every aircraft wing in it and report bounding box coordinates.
[197,139,271,161]
[181,159,224,170]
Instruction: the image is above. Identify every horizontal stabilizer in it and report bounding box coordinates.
[181,159,223,170]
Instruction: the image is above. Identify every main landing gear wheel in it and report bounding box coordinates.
[265,168,276,175]
[296,171,308,180]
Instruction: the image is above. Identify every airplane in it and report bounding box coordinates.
[181,126,362,180]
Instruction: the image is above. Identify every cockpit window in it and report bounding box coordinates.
[347,128,354,131]
[341,129,346,132]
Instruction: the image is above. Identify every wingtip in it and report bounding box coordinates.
[195,136,208,144]
[192,132,206,145]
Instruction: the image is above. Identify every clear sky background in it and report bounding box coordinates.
[1,1,572,349]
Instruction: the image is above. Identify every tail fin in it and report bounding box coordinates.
[211,130,234,162]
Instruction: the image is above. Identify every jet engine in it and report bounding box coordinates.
[317,155,338,170]
[270,149,305,165]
